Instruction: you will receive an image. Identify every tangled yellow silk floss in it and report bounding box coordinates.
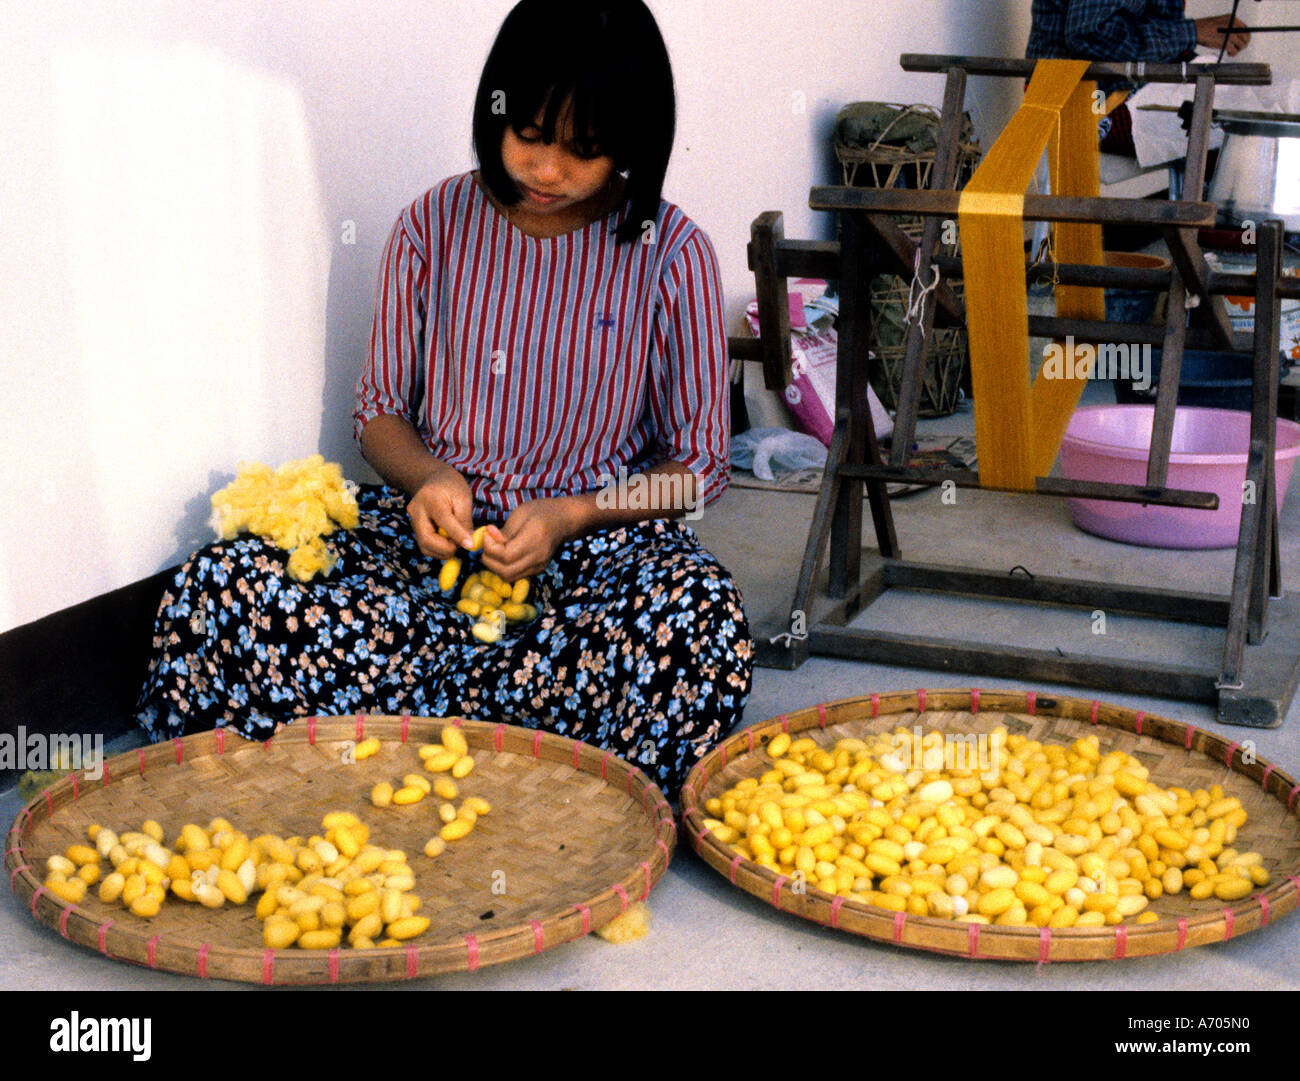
[957,59,1105,491]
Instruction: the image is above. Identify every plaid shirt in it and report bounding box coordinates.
[1027,0,1197,85]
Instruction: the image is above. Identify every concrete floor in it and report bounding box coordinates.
[5,385,1300,990]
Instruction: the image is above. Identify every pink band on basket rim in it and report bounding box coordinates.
[576,903,592,935]
[216,728,226,755]
[10,864,30,891]
[1259,894,1271,926]
[400,715,410,743]
[1038,926,1050,963]
[1290,875,1300,898]
[137,748,147,775]
[30,885,46,916]
[729,855,742,884]
[1225,742,1240,767]
[405,945,419,979]
[1135,711,1145,735]
[174,737,184,764]
[44,790,54,818]
[307,717,317,744]
[1261,763,1275,788]
[1223,908,1235,940]
[1114,926,1127,959]
[1090,700,1099,725]
[970,688,980,713]
[772,876,787,906]
[870,693,880,718]
[101,759,111,784]
[817,702,828,728]
[967,922,980,958]
[720,744,728,768]
[493,724,505,752]
[197,943,210,978]
[328,949,340,983]
[262,950,274,985]
[656,839,670,864]
[780,714,791,732]
[1184,726,1196,750]
[640,861,652,899]
[59,904,73,938]
[530,919,544,954]
[465,934,479,972]
[613,883,629,912]
[70,776,79,801]
[601,752,612,781]
[746,729,754,752]
[146,936,159,968]
[917,689,926,712]
[97,920,113,956]
[355,714,366,740]
[830,896,844,929]
[893,911,906,943]
[1026,691,1037,715]
[531,731,543,758]
[1176,918,1188,950]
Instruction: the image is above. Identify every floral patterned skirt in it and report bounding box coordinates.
[135,484,753,794]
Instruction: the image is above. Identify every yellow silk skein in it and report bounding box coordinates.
[957,59,1105,491]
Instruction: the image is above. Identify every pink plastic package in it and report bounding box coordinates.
[744,279,892,447]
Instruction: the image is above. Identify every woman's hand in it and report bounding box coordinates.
[480,497,583,582]
[407,462,476,560]
[1196,15,1250,55]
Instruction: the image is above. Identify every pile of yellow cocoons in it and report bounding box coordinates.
[45,813,429,949]
[366,726,489,855]
[209,454,360,582]
[703,726,1269,929]
[437,526,538,643]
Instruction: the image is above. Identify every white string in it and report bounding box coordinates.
[768,630,807,646]
[905,251,941,339]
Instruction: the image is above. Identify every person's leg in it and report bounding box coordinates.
[450,519,754,795]
[134,485,469,740]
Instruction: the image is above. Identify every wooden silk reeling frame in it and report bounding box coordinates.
[728,53,1300,728]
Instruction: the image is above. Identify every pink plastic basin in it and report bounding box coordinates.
[1059,405,1300,548]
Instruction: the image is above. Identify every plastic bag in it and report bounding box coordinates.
[731,427,828,481]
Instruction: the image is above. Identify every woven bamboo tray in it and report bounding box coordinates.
[681,689,1300,962]
[5,716,675,985]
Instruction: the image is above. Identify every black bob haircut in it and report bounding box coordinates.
[472,0,675,244]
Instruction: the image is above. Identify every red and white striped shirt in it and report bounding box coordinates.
[354,172,730,520]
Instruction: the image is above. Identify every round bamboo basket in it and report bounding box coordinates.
[6,716,675,985]
[681,689,1300,962]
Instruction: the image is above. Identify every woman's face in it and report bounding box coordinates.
[501,100,618,224]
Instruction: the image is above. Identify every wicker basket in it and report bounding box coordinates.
[835,103,981,418]
[6,716,675,985]
[681,689,1300,962]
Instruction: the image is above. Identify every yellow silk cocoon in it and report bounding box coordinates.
[957,59,1105,490]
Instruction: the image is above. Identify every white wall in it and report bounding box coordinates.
[0,0,1086,630]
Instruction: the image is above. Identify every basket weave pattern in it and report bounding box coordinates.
[6,716,676,984]
[682,690,1300,962]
